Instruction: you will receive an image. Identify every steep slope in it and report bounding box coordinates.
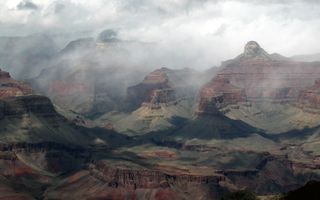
[0,95,129,150]
[0,69,32,98]
[0,59,319,199]
[31,36,152,117]
[126,67,203,110]
[96,67,209,135]
[0,69,128,147]
[198,41,320,133]
[298,79,320,109]
[0,95,99,146]
[0,69,133,199]
[31,29,218,120]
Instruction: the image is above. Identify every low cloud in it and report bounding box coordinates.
[0,0,320,69]
[17,0,38,10]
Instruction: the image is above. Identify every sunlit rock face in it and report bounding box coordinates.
[197,75,246,115]
[126,67,206,110]
[0,69,32,98]
[102,67,205,135]
[126,68,176,110]
[197,41,320,133]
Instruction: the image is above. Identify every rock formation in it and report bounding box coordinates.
[0,69,32,98]
[197,75,246,115]
[298,79,320,109]
[197,41,320,132]
[237,41,271,60]
[1,40,319,200]
[126,68,177,110]
[102,67,206,135]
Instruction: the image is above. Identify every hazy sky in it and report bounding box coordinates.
[1,0,320,68]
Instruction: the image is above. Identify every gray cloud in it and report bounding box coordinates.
[17,0,38,10]
[54,3,65,14]
[0,0,320,70]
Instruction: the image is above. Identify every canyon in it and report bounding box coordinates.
[0,39,319,200]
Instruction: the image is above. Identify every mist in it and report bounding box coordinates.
[1,0,320,76]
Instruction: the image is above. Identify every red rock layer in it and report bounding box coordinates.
[197,42,320,115]
[198,75,245,114]
[0,69,32,98]
[219,60,320,100]
[127,68,176,110]
[48,81,89,96]
[142,68,169,84]
[298,79,320,109]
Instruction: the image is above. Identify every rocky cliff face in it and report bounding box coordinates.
[42,142,320,200]
[0,95,56,119]
[298,79,320,110]
[0,69,32,98]
[100,67,206,135]
[126,68,177,110]
[33,59,148,117]
[197,41,320,132]
[45,160,226,200]
[197,75,246,115]
[127,67,208,110]
[1,39,320,200]
[0,141,88,199]
[0,69,129,147]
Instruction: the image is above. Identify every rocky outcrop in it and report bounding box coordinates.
[0,69,10,79]
[298,79,320,109]
[126,67,204,111]
[0,77,127,147]
[0,69,32,98]
[103,67,206,135]
[0,70,67,121]
[0,141,89,200]
[197,75,246,115]
[237,41,271,61]
[197,41,320,116]
[90,161,224,189]
[45,160,226,200]
[33,62,148,116]
[0,95,56,117]
[126,68,176,110]
[43,149,320,200]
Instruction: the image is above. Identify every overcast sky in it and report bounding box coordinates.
[1,0,320,68]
